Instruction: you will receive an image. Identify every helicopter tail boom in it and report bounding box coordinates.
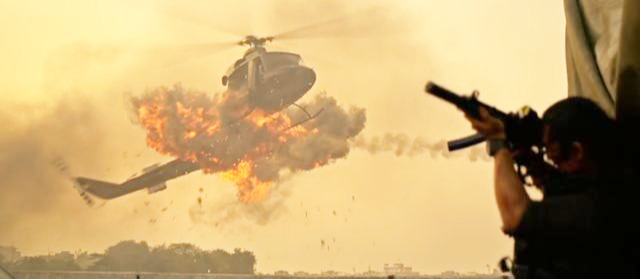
[75,159,201,200]
[74,178,128,199]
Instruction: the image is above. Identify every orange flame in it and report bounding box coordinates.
[135,88,324,203]
[220,160,273,203]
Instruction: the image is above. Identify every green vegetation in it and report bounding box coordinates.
[0,242,255,274]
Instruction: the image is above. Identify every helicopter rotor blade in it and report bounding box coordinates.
[141,41,240,70]
[153,41,239,54]
[47,41,240,83]
[269,6,385,41]
[150,3,246,39]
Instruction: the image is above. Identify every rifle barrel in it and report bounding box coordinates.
[447,133,486,151]
[425,82,468,109]
[425,81,508,119]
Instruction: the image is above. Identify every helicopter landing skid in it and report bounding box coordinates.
[285,103,324,131]
[223,103,322,131]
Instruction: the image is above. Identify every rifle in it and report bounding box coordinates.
[424,81,543,152]
[425,81,554,188]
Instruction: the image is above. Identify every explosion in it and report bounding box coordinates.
[130,85,365,203]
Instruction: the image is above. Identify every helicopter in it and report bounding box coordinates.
[73,33,326,201]
[72,7,378,202]
[73,34,322,202]
[223,35,317,114]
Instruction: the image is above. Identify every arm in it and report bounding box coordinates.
[463,108,597,235]
[493,149,531,231]
[464,108,531,231]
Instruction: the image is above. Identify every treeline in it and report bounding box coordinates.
[0,241,255,274]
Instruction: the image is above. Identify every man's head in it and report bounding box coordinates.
[541,97,616,173]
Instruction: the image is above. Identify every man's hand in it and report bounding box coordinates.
[461,108,530,231]
[463,107,507,140]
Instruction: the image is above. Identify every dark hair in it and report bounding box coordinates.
[542,97,617,168]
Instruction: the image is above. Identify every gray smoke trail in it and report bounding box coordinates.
[351,133,491,162]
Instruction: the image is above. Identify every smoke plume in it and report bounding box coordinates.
[0,96,119,239]
[351,133,490,162]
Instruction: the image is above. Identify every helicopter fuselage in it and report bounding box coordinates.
[222,47,316,113]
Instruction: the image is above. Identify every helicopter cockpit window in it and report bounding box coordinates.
[263,52,303,68]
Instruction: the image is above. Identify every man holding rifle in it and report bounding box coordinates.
[461,96,637,278]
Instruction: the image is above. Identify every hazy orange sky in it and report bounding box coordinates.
[0,0,567,274]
